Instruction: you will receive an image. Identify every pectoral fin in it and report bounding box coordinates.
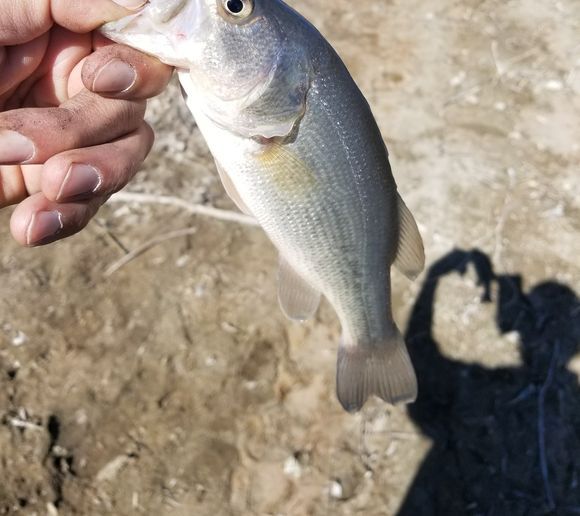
[278,257,320,322]
[214,160,254,217]
[393,194,425,280]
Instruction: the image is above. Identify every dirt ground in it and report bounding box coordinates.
[1,0,579,514]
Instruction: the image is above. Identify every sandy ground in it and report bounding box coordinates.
[1,0,579,514]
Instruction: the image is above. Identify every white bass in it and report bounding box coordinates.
[101,0,425,412]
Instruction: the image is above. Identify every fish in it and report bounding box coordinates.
[101,0,425,412]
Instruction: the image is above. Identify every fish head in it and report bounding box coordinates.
[101,0,287,102]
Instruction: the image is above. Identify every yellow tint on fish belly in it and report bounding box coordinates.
[254,142,317,196]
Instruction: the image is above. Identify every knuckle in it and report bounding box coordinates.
[115,100,146,130]
[66,94,144,143]
[0,1,51,44]
[109,158,138,193]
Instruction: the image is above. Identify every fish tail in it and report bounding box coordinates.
[336,327,417,412]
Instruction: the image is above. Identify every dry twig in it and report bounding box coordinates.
[108,192,259,227]
[104,228,199,277]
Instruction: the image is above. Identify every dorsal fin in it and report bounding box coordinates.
[394,193,425,280]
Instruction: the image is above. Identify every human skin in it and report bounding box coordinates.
[0,0,173,246]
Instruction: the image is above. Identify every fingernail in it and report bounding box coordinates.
[92,59,137,93]
[27,211,63,246]
[0,130,35,164]
[57,164,102,201]
[112,0,147,9]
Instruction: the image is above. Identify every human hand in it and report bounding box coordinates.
[0,0,173,246]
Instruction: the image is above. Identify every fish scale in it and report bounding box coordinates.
[101,0,425,412]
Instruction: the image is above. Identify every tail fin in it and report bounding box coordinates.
[336,329,417,412]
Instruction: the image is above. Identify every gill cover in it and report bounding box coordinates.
[185,0,312,138]
[194,39,311,139]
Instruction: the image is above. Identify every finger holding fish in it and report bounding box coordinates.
[82,40,174,99]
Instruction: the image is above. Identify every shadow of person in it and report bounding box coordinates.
[397,249,580,516]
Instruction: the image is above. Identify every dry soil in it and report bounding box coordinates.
[1,0,579,515]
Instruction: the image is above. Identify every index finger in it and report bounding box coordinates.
[82,42,174,100]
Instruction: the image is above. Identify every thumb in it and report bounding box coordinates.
[51,0,145,33]
[0,1,144,45]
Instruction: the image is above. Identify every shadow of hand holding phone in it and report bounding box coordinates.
[397,249,580,516]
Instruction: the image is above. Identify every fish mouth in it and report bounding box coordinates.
[100,0,206,68]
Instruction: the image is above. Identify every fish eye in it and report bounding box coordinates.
[219,0,254,20]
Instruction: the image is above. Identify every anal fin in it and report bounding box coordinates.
[394,193,425,280]
[278,257,321,322]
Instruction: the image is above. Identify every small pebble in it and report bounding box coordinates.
[329,480,343,500]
